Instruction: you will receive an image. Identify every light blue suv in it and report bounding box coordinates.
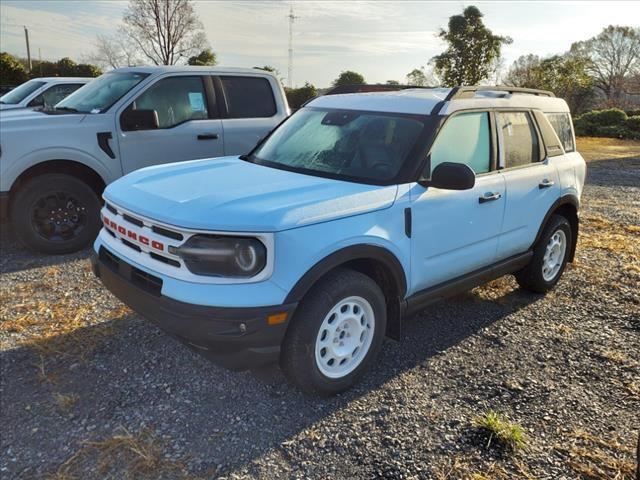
[92,86,586,395]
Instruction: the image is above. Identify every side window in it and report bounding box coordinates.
[130,76,208,129]
[28,84,83,108]
[545,112,574,153]
[219,76,276,118]
[430,112,491,175]
[497,112,540,168]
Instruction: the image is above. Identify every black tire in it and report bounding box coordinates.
[280,268,387,396]
[516,214,572,293]
[10,174,102,254]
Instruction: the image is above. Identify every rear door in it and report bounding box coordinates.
[496,111,561,259]
[214,75,281,155]
[117,74,224,174]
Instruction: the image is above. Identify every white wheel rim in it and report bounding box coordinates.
[542,229,567,281]
[314,296,375,379]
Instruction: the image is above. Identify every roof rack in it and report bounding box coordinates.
[445,86,555,100]
[324,84,435,96]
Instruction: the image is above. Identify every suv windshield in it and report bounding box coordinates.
[248,107,427,184]
[55,72,148,113]
[0,80,46,104]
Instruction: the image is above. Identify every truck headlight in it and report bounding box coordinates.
[170,235,267,278]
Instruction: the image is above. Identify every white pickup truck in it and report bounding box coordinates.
[0,77,91,111]
[0,66,289,253]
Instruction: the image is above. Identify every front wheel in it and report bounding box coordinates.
[280,269,387,396]
[516,214,572,293]
[10,174,102,254]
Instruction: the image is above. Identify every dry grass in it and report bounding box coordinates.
[556,429,637,479]
[576,136,640,162]
[54,392,79,411]
[579,215,639,257]
[473,411,528,451]
[49,427,184,480]
[598,349,639,368]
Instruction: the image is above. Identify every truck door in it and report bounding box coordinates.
[214,75,281,155]
[116,75,224,175]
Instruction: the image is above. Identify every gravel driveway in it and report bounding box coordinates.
[1,140,638,479]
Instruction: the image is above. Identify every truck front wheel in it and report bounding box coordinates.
[10,174,102,254]
[280,268,387,396]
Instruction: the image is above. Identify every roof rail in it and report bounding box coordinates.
[445,86,555,100]
[324,84,435,96]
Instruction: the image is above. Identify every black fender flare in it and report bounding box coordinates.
[283,244,407,304]
[531,195,580,261]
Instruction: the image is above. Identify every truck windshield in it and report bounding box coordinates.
[248,107,428,184]
[0,80,46,104]
[55,72,149,113]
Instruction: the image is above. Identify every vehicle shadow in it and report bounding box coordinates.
[0,221,93,275]
[0,284,542,478]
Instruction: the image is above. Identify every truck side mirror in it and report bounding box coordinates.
[421,162,476,190]
[121,109,159,131]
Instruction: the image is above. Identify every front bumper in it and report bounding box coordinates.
[91,246,297,370]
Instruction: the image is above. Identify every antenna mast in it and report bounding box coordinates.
[287,4,298,88]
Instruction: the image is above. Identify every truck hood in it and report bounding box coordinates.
[0,109,85,128]
[104,156,398,232]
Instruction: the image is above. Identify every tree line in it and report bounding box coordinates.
[2,1,638,115]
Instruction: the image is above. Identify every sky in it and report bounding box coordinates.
[1,0,639,87]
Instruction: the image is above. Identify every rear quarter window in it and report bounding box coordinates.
[220,76,276,118]
[545,112,574,153]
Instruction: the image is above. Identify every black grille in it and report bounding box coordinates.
[152,225,184,241]
[99,246,163,296]
[121,238,142,252]
[105,203,117,215]
[123,213,144,227]
[149,252,180,267]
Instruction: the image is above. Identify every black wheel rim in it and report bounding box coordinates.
[30,192,87,242]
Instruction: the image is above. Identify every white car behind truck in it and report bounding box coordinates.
[0,77,91,111]
[0,66,290,253]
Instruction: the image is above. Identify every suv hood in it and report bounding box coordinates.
[104,156,398,232]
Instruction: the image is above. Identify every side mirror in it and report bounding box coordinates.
[121,108,159,131]
[424,162,475,190]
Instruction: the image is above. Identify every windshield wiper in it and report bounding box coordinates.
[54,106,79,113]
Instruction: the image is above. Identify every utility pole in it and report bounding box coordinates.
[287,4,298,89]
[24,26,32,73]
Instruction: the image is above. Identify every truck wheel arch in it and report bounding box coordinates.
[284,244,407,340]
[9,160,107,199]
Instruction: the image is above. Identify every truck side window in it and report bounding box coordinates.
[545,112,574,153]
[131,76,209,129]
[430,112,491,175]
[497,112,540,168]
[28,83,84,109]
[220,76,276,118]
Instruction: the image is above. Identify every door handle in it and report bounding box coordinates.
[539,179,555,189]
[197,133,219,140]
[479,192,502,204]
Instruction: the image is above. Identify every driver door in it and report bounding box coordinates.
[116,75,224,175]
[409,111,506,292]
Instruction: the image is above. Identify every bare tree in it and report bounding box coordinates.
[571,26,640,101]
[88,31,141,69]
[122,0,208,65]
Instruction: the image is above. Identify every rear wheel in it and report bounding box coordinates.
[10,174,102,254]
[516,214,572,293]
[280,269,387,396]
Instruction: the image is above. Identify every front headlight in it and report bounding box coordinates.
[170,235,267,278]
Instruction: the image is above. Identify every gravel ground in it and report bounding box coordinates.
[1,141,639,479]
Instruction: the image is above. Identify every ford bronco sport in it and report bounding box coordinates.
[0,67,288,254]
[92,86,585,395]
